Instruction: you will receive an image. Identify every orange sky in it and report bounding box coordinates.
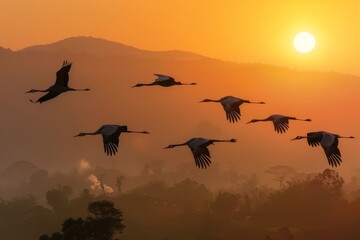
[2,1,360,74]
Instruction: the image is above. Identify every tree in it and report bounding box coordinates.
[261,169,345,225]
[39,200,125,240]
[212,191,240,215]
[265,165,296,188]
[314,168,344,195]
[61,217,89,239]
[46,185,72,215]
[87,200,125,239]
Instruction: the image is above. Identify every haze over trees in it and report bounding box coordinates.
[0,162,359,239]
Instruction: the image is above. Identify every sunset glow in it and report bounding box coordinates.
[1,1,360,240]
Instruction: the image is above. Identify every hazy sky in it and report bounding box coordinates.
[2,1,360,74]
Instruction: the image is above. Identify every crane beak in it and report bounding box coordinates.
[290,137,297,141]
[74,134,81,137]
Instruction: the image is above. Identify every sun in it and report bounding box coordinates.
[293,32,316,53]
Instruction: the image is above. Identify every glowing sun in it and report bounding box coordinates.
[293,32,316,53]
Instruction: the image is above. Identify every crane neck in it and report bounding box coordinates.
[247,101,266,104]
[172,142,189,147]
[338,136,355,139]
[212,139,237,143]
[68,88,91,91]
[293,118,311,121]
[202,99,222,103]
[124,130,149,134]
[179,82,197,85]
[83,131,100,136]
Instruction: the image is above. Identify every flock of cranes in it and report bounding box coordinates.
[26,60,355,169]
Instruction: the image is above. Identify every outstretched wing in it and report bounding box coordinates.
[55,61,72,87]
[272,116,289,134]
[191,145,212,169]
[306,132,323,147]
[188,138,213,169]
[323,143,342,167]
[321,134,342,167]
[34,92,62,103]
[221,97,241,123]
[154,74,175,82]
[101,126,121,156]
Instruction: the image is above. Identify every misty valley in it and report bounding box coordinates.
[0,160,359,239]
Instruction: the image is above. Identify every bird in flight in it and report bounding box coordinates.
[199,96,265,123]
[291,131,355,167]
[164,137,237,169]
[74,124,149,156]
[132,74,196,87]
[247,114,311,133]
[26,60,90,103]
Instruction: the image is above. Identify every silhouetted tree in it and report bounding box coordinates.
[314,168,344,195]
[265,165,296,188]
[62,217,89,239]
[86,200,125,239]
[169,178,211,210]
[39,200,125,240]
[46,185,72,216]
[261,169,345,225]
[212,191,240,216]
[0,195,56,239]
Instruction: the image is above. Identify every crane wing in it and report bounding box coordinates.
[323,142,342,167]
[101,126,121,156]
[154,74,175,82]
[306,132,323,147]
[221,97,241,123]
[190,145,212,169]
[188,138,213,169]
[55,61,72,87]
[35,92,62,103]
[272,116,289,134]
[320,133,342,167]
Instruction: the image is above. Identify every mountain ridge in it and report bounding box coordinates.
[1,36,357,78]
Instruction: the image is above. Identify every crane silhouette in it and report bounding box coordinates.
[291,131,355,167]
[74,125,149,156]
[247,114,311,133]
[132,74,196,87]
[199,96,265,123]
[26,60,90,103]
[164,137,237,169]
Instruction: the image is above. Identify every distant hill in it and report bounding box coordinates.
[20,36,206,61]
[0,36,358,177]
[0,161,42,188]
